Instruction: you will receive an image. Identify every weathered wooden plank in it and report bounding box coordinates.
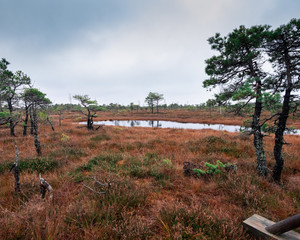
[243,214,300,240]
[266,213,300,235]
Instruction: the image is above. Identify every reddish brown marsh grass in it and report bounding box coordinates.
[0,110,299,239]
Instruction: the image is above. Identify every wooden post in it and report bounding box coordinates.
[243,214,300,240]
[266,213,300,235]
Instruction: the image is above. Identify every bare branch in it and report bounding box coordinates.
[228,97,254,115]
[83,177,111,194]
[79,109,88,116]
[83,184,109,194]
[260,113,281,127]
[89,176,109,186]
[95,125,104,131]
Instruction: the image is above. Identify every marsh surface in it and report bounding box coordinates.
[89,120,300,134]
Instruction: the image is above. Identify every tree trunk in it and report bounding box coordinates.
[23,105,29,136]
[47,116,55,131]
[272,48,292,183]
[12,142,20,193]
[273,90,291,182]
[245,48,268,177]
[32,104,42,155]
[252,80,268,176]
[59,114,62,126]
[30,107,34,135]
[8,100,16,136]
[87,110,93,130]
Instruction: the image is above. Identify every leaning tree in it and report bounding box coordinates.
[204,25,270,176]
[23,88,51,155]
[265,18,300,182]
[0,59,31,136]
[73,94,98,130]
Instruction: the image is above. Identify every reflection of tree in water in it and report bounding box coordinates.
[148,121,154,127]
[129,121,140,127]
[130,121,135,127]
[148,120,161,128]
[91,120,274,134]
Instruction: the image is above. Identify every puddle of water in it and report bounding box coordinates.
[87,120,300,135]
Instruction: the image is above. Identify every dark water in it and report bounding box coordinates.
[88,120,300,135]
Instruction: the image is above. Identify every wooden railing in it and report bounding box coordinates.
[243,213,300,239]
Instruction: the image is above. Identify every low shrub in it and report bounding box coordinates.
[0,157,58,174]
[75,153,123,173]
[90,134,111,142]
[158,201,239,239]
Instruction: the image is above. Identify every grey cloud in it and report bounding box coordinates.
[0,0,299,105]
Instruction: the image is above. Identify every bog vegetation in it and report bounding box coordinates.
[0,18,299,239]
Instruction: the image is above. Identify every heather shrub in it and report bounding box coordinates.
[158,200,242,239]
[0,157,58,174]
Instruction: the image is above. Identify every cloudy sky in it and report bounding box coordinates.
[1,0,299,105]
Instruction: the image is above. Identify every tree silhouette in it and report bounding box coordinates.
[73,94,98,130]
[145,92,164,113]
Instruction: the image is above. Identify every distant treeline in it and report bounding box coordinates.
[49,101,265,115]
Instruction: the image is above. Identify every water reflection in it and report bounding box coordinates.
[91,120,242,132]
[87,120,300,135]
[148,120,162,128]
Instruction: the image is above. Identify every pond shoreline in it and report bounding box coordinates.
[80,119,300,135]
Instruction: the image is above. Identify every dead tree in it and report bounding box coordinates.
[83,176,110,194]
[9,142,20,193]
[39,173,53,200]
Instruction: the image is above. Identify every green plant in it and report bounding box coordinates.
[61,133,70,142]
[90,134,111,142]
[161,158,173,168]
[193,160,233,177]
[2,157,59,173]
[192,168,206,176]
[75,153,123,173]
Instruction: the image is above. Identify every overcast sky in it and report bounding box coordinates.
[1,0,299,105]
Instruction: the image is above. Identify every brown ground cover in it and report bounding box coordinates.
[0,110,299,239]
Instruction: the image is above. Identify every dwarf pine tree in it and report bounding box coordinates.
[204,25,270,176]
[265,18,300,182]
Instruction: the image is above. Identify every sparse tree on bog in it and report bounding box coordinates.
[265,18,300,182]
[73,94,98,130]
[204,18,300,182]
[0,59,31,136]
[204,25,270,176]
[23,88,51,155]
[145,92,164,113]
